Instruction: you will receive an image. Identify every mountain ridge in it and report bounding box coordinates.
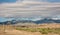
[0,16,60,24]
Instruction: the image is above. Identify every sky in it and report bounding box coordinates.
[0,0,17,3]
[0,0,60,17]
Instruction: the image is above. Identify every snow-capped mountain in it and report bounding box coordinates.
[0,16,60,24]
[15,16,44,21]
[50,15,60,20]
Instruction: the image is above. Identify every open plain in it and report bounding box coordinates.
[0,23,60,35]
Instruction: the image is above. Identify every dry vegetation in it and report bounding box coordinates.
[0,23,60,35]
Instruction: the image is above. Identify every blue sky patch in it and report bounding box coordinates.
[0,0,60,3]
[0,0,17,3]
[47,0,60,2]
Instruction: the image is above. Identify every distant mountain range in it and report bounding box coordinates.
[0,16,60,24]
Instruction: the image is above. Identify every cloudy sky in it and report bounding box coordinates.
[0,0,60,17]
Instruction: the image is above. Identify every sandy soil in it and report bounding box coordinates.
[5,30,41,35]
[37,23,60,28]
[0,29,59,35]
[0,23,60,35]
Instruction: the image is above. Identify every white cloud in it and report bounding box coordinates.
[0,0,60,17]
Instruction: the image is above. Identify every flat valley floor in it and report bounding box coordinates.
[0,23,60,35]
